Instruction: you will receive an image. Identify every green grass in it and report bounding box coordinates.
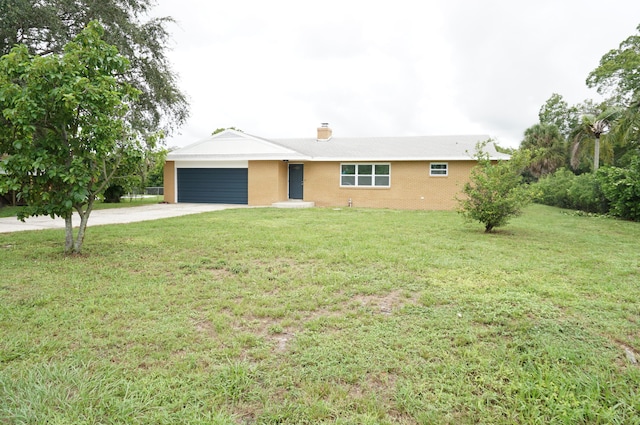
[0,196,164,218]
[1,204,638,424]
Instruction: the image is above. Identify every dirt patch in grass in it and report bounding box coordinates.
[621,344,639,365]
[188,289,422,356]
[192,318,215,336]
[272,333,295,353]
[352,290,420,315]
[611,337,640,367]
[206,267,236,280]
[228,290,423,354]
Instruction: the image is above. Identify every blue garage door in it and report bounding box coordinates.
[177,168,248,204]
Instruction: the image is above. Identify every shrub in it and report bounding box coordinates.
[534,168,608,213]
[566,173,608,213]
[598,159,640,221]
[103,185,125,203]
[458,143,533,232]
[535,168,575,208]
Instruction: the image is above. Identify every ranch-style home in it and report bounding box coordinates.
[163,124,509,210]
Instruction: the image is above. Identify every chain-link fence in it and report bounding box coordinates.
[144,187,164,196]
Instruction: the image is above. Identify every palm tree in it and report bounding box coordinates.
[608,97,640,166]
[571,108,620,171]
[520,123,567,179]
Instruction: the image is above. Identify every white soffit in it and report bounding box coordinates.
[174,160,248,169]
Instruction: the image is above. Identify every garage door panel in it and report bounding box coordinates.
[177,168,248,204]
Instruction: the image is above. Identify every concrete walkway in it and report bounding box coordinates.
[0,203,244,233]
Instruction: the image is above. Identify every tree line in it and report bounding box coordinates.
[460,24,640,231]
[516,24,640,221]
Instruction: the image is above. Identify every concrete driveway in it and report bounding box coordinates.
[0,203,245,233]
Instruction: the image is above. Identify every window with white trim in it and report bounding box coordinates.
[430,163,448,176]
[341,163,390,187]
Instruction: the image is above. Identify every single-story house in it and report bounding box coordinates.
[163,124,509,210]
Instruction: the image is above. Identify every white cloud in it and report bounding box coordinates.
[154,0,640,149]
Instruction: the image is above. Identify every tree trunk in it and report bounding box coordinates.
[74,210,90,254]
[594,136,600,171]
[64,215,74,254]
[72,200,95,254]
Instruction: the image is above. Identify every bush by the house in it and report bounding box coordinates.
[458,144,533,232]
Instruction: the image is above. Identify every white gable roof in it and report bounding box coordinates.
[168,130,510,162]
[167,130,308,161]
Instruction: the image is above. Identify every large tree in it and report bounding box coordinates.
[212,127,243,135]
[538,93,581,139]
[586,24,640,168]
[587,23,640,105]
[609,98,640,166]
[0,0,188,136]
[0,22,142,254]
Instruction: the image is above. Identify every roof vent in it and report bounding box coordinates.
[317,123,332,141]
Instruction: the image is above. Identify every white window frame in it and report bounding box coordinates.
[340,163,391,187]
[430,162,448,176]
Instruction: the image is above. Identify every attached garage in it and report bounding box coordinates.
[176,168,248,204]
[165,131,305,205]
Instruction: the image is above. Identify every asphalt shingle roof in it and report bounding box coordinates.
[270,134,507,161]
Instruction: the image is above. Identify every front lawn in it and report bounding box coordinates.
[0,205,638,424]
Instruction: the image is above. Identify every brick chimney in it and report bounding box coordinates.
[317,123,332,141]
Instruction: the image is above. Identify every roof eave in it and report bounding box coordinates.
[306,156,494,162]
[167,155,510,162]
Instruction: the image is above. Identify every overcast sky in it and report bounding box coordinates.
[154,0,640,149]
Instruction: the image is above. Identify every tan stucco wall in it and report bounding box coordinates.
[302,161,475,210]
[248,160,289,206]
[163,161,175,203]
